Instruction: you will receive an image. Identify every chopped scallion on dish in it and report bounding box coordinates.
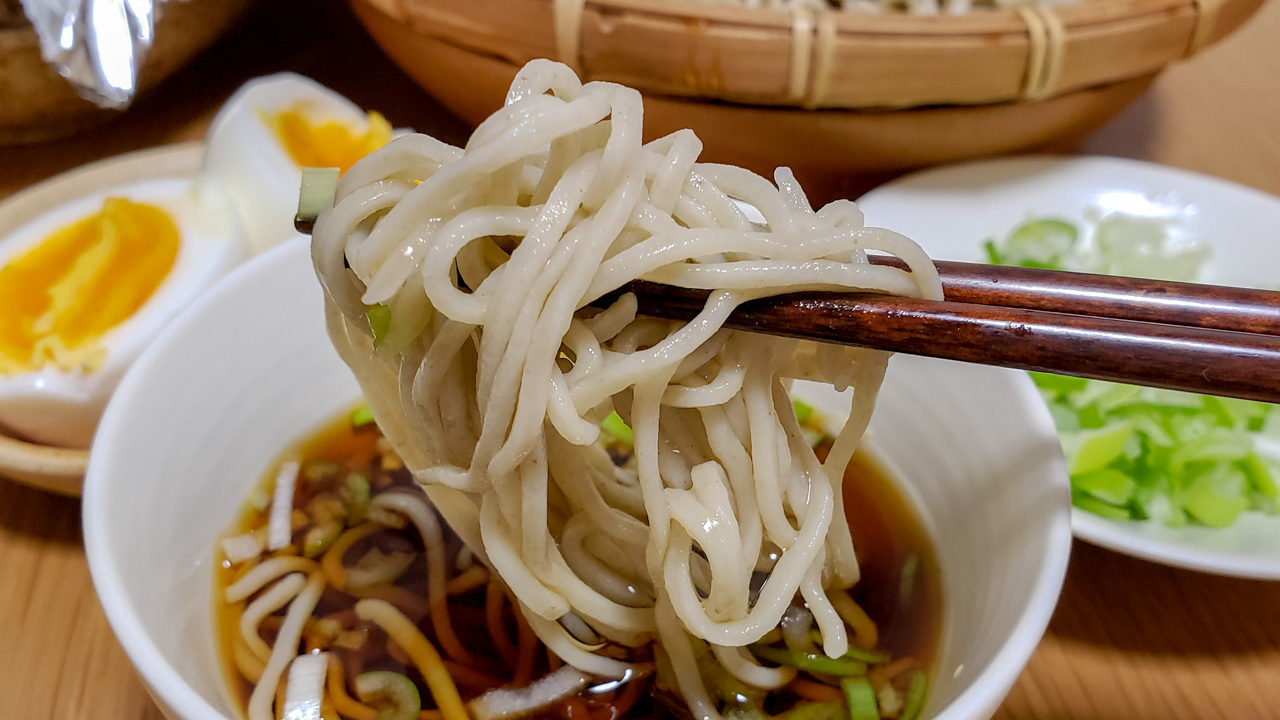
[986,216,1279,527]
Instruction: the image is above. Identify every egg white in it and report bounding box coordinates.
[203,73,373,254]
[0,177,247,448]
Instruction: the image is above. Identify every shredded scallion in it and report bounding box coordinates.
[987,215,1279,527]
[601,411,633,447]
[840,677,880,720]
[351,404,375,428]
[366,305,392,347]
[898,671,928,720]
[751,645,868,677]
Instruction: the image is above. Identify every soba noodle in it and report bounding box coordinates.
[311,59,942,719]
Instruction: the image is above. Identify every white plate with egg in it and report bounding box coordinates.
[0,73,392,495]
[0,143,240,494]
[858,155,1280,579]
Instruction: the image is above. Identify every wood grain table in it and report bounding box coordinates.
[2,1,1278,718]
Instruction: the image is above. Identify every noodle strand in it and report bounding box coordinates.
[312,59,942,718]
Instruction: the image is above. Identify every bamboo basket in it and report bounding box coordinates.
[348,0,1263,188]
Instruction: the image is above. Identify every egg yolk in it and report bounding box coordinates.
[0,197,179,375]
[269,106,392,174]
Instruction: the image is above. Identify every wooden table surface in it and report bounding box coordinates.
[1,1,1278,718]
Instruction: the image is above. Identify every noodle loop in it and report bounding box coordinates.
[312,60,941,717]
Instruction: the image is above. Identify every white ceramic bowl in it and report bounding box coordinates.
[858,155,1280,579]
[84,237,1072,720]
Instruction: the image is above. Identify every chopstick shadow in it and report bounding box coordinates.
[0,477,82,546]
[1045,540,1280,657]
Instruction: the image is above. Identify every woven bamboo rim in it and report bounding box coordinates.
[365,0,1259,109]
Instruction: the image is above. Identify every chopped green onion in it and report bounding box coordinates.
[982,239,1003,265]
[1180,471,1249,527]
[313,617,343,642]
[841,647,891,665]
[347,547,417,589]
[987,214,1277,529]
[704,650,767,707]
[296,167,340,232]
[1072,468,1135,507]
[1242,453,1278,500]
[1029,371,1088,396]
[344,473,371,522]
[752,645,867,677]
[351,404,376,428]
[840,677,880,720]
[366,304,392,347]
[898,553,919,607]
[1071,493,1132,520]
[303,461,342,483]
[898,671,928,720]
[303,520,343,558]
[601,411,633,447]
[355,671,421,720]
[875,684,902,720]
[793,400,815,424]
[806,631,890,664]
[776,702,845,720]
[723,706,769,720]
[244,485,271,513]
[1001,218,1077,268]
[1168,429,1252,471]
[1064,422,1135,476]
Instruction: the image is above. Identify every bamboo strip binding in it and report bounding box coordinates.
[787,7,815,103]
[1188,0,1224,55]
[1017,6,1066,100]
[804,10,839,109]
[522,0,1258,110]
[553,0,587,72]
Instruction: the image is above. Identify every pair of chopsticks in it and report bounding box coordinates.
[615,259,1280,403]
[293,177,1280,403]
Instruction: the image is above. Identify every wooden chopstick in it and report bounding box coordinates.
[612,280,1280,404]
[868,256,1280,337]
[293,206,1280,402]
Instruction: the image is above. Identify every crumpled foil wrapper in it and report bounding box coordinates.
[20,0,158,110]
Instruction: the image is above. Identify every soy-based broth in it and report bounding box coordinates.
[215,410,942,720]
[842,452,942,668]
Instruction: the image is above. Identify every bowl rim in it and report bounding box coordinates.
[84,237,1072,720]
[933,367,1073,720]
[84,238,309,720]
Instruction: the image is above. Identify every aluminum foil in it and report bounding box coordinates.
[20,0,157,109]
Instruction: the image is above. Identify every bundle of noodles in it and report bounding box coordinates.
[311,59,941,720]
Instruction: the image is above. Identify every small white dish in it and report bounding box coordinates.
[84,237,1070,720]
[858,154,1280,579]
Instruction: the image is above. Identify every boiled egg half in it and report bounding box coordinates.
[0,178,246,448]
[203,73,392,253]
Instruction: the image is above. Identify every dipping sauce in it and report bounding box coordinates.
[215,410,941,720]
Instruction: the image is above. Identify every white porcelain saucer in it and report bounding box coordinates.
[859,155,1280,579]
